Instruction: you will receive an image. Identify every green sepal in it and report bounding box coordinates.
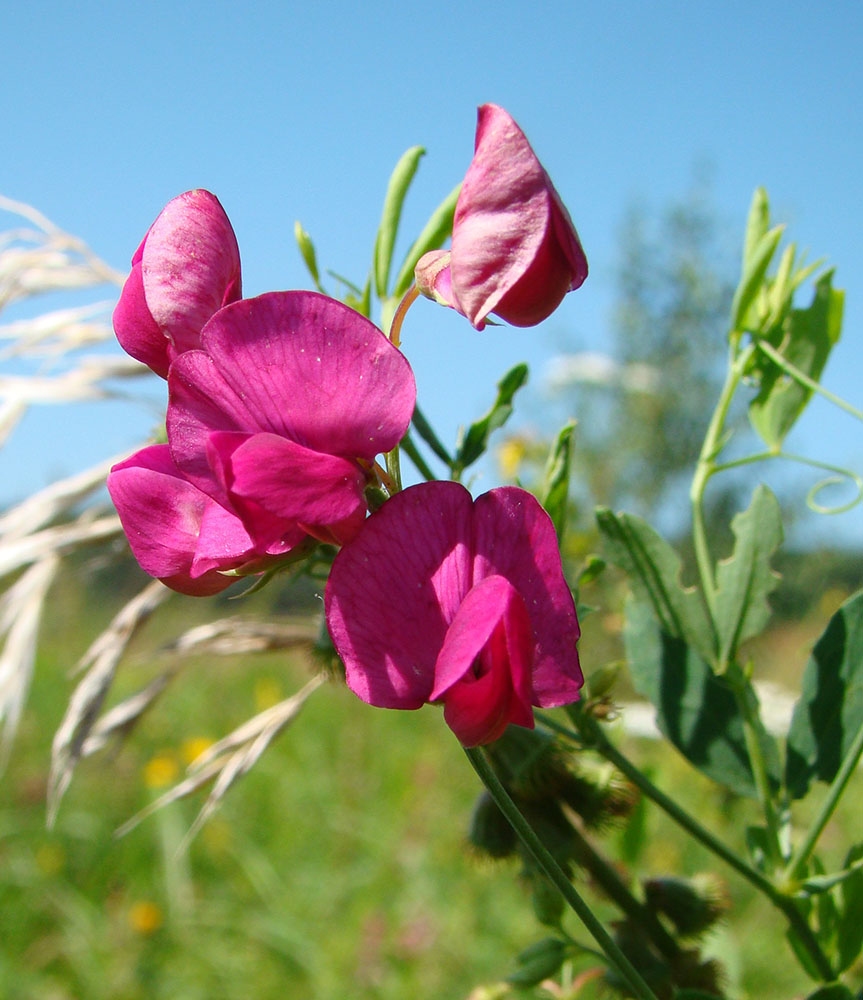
[596,508,715,665]
[713,485,783,671]
[624,599,780,797]
[539,420,575,544]
[373,145,425,299]
[294,221,324,292]
[506,937,569,987]
[454,363,528,474]
[785,589,863,798]
[392,181,461,299]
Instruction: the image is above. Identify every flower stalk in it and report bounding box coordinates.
[465,745,662,1000]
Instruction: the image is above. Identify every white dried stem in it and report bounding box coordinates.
[115,674,325,844]
[47,579,170,823]
[161,618,318,658]
[0,555,59,766]
[0,513,122,579]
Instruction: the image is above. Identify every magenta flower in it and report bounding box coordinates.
[113,190,242,377]
[416,104,587,329]
[166,290,416,549]
[107,445,301,596]
[325,482,582,747]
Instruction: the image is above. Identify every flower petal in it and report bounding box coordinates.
[326,482,474,709]
[432,574,535,747]
[107,445,243,596]
[209,430,366,528]
[113,254,171,377]
[472,487,582,706]
[141,190,242,357]
[197,291,415,459]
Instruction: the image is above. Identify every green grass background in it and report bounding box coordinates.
[1,562,860,1000]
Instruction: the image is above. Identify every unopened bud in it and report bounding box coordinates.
[643,875,729,938]
[468,791,517,859]
[507,937,569,987]
[415,250,454,307]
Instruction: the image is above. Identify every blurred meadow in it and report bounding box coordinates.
[1,547,860,999]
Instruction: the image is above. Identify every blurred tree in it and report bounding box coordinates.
[545,175,736,529]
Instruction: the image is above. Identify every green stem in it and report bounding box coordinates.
[785,717,863,884]
[387,282,419,349]
[411,403,454,467]
[555,709,835,981]
[400,432,437,481]
[688,341,755,614]
[754,338,863,422]
[465,746,662,1000]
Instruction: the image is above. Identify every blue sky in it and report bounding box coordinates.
[2,0,862,541]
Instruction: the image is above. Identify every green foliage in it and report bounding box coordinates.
[786,590,863,798]
[748,271,844,450]
[454,363,528,475]
[506,936,570,987]
[539,421,576,544]
[714,485,783,670]
[391,182,461,299]
[596,508,715,664]
[373,145,425,299]
[293,221,324,293]
[622,599,779,797]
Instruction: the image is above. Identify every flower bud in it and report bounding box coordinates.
[467,791,517,859]
[643,875,729,938]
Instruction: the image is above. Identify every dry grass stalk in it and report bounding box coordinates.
[160,617,318,657]
[48,579,170,823]
[0,555,59,766]
[115,674,326,847]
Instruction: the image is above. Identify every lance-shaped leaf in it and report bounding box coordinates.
[731,222,785,332]
[785,589,863,799]
[596,508,715,664]
[392,182,461,299]
[749,271,844,450]
[742,187,770,273]
[293,221,324,292]
[624,599,779,797]
[539,421,575,543]
[454,363,528,473]
[373,145,425,298]
[714,485,783,670]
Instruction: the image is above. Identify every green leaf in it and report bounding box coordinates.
[294,221,324,292]
[392,181,461,299]
[373,146,425,299]
[539,421,575,543]
[749,270,844,449]
[742,187,770,272]
[785,588,863,798]
[799,857,863,895]
[837,844,863,973]
[411,406,453,467]
[596,509,715,664]
[731,222,785,331]
[455,363,528,473]
[714,485,783,669]
[624,599,779,797]
[506,937,569,987]
[673,992,725,1000]
[804,988,854,1000]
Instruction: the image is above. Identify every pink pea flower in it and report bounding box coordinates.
[166,290,416,549]
[114,190,242,377]
[325,482,582,747]
[107,445,302,596]
[415,104,587,329]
